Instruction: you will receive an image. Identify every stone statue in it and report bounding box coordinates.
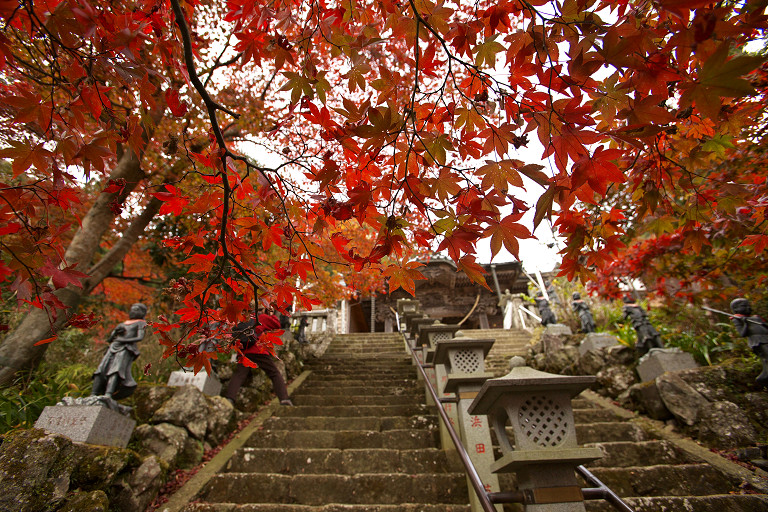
[92,303,147,400]
[534,292,557,326]
[572,292,596,333]
[730,298,768,386]
[621,297,663,356]
[498,289,514,329]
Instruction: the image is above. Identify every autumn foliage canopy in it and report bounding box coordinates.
[0,0,766,374]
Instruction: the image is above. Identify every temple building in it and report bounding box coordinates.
[345,257,529,333]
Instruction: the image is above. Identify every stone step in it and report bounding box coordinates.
[275,404,431,418]
[262,415,438,432]
[292,394,422,406]
[573,408,622,423]
[226,447,454,474]
[199,473,469,505]
[587,464,736,497]
[293,385,422,396]
[321,353,409,359]
[245,429,438,449]
[498,422,650,446]
[304,380,421,393]
[584,440,698,468]
[304,371,416,380]
[584,494,768,512]
[186,504,472,512]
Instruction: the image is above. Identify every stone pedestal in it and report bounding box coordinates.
[35,405,135,448]
[545,324,572,336]
[636,348,699,382]
[578,333,619,356]
[168,369,222,396]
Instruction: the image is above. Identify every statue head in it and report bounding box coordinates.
[504,288,510,294]
[730,298,751,316]
[536,291,543,298]
[572,292,581,300]
[622,295,634,304]
[129,303,148,319]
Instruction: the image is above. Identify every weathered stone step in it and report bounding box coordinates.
[573,408,621,423]
[321,353,409,359]
[304,371,416,380]
[199,473,469,505]
[584,494,768,512]
[245,429,438,449]
[275,404,431,418]
[262,415,437,431]
[500,422,650,445]
[296,379,424,396]
[587,464,736,497]
[226,447,453,474]
[305,365,414,374]
[186,504,471,512]
[292,394,422,406]
[584,440,697,468]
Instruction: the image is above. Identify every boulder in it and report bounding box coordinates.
[579,349,607,375]
[596,365,637,398]
[71,444,138,490]
[131,385,176,424]
[697,401,758,449]
[0,429,74,512]
[540,333,564,353]
[206,395,236,445]
[111,455,164,512]
[58,490,109,512]
[133,422,189,466]
[543,346,579,374]
[628,381,673,420]
[177,437,204,469]
[743,392,768,428]
[656,373,710,426]
[605,345,635,365]
[152,386,209,439]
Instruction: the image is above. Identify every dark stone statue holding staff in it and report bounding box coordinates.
[729,298,768,387]
[91,303,147,400]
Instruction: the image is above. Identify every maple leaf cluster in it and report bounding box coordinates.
[0,0,767,372]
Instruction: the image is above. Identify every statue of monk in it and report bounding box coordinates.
[730,298,768,387]
[572,292,596,333]
[91,303,148,400]
[622,296,663,356]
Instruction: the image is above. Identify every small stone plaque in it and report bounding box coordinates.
[545,323,573,336]
[579,333,620,356]
[637,349,699,382]
[167,370,222,396]
[35,405,135,448]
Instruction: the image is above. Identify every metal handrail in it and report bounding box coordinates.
[399,326,635,512]
[405,341,498,512]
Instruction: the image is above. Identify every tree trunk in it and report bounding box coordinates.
[0,127,235,387]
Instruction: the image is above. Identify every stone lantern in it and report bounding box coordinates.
[417,320,460,406]
[434,331,501,512]
[468,366,603,511]
[397,299,421,331]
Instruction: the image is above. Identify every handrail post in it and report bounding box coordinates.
[434,332,502,512]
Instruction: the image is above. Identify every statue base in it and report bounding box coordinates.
[544,324,573,336]
[167,369,222,396]
[35,404,135,448]
[578,333,620,356]
[636,348,699,382]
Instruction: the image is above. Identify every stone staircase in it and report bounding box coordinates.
[182,329,767,512]
[460,328,530,376]
[185,332,471,511]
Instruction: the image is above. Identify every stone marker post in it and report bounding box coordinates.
[434,332,501,512]
[167,368,222,396]
[468,367,603,511]
[418,320,460,405]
